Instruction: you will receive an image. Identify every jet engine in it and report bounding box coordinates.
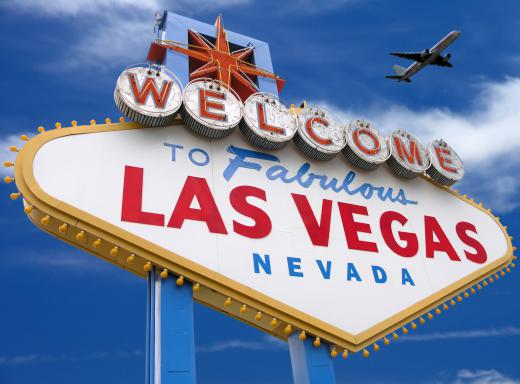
[443,53,452,62]
[421,49,430,58]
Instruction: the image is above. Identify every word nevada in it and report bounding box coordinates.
[114,65,464,186]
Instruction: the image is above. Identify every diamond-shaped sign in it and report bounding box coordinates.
[14,121,513,351]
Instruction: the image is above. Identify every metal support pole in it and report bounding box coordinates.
[146,268,197,384]
[288,334,336,384]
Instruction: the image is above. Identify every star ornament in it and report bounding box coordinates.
[148,16,286,101]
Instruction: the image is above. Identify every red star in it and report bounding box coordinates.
[147,16,285,101]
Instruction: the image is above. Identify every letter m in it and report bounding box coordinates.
[128,73,173,109]
[393,136,422,166]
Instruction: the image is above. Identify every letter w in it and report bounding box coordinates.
[291,194,332,247]
[128,73,172,109]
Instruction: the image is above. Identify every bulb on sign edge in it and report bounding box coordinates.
[119,117,125,123]
[470,287,476,294]
[283,324,293,335]
[330,347,338,358]
[75,231,85,241]
[270,318,278,327]
[239,304,247,314]
[9,146,18,152]
[4,161,13,167]
[419,317,426,325]
[58,223,68,233]
[506,267,511,273]
[402,327,408,334]
[392,333,399,340]
[110,246,119,257]
[37,126,44,133]
[255,312,262,321]
[488,277,494,283]
[298,331,306,341]
[55,122,61,129]
[435,308,442,315]
[342,350,348,359]
[176,276,184,286]
[71,121,77,127]
[373,343,380,352]
[192,283,200,292]
[127,254,135,264]
[513,256,517,260]
[511,263,516,268]
[90,120,96,125]
[105,118,111,124]
[483,280,488,287]
[500,271,506,276]
[92,238,102,248]
[143,262,152,272]
[457,295,463,302]
[443,303,449,310]
[363,349,370,358]
[464,292,470,298]
[450,299,456,306]
[160,269,168,279]
[224,297,232,306]
[313,337,321,347]
[20,135,29,141]
[41,215,50,225]
[24,205,33,214]
[427,312,434,320]
[383,337,390,345]
[411,322,417,330]
[4,176,14,184]
[494,273,499,280]
[477,283,482,290]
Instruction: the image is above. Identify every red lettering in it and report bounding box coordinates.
[393,136,422,166]
[456,222,487,264]
[338,202,378,252]
[167,176,228,234]
[305,117,332,145]
[128,73,172,109]
[121,166,165,226]
[380,211,418,257]
[434,147,457,173]
[352,128,380,156]
[199,89,226,121]
[230,186,272,239]
[424,216,460,261]
[257,102,285,134]
[292,194,332,247]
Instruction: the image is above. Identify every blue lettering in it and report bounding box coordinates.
[316,260,332,279]
[347,263,362,282]
[188,148,210,166]
[253,253,271,275]
[287,257,304,277]
[223,146,279,181]
[372,265,387,284]
[163,143,183,161]
[402,268,415,286]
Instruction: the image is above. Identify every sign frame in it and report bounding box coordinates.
[14,120,514,352]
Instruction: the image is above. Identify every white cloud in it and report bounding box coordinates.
[1,0,252,70]
[397,326,520,342]
[453,369,520,384]
[197,335,286,352]
[319,76,520,213]
[0,349,143,366]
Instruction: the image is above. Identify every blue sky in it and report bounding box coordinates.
[1,1,519,383]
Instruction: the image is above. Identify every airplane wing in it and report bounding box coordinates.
[431,55,453,67]
[390,52,423,61]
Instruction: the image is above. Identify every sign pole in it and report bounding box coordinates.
[146,268,197,384]
[288,334,337,384]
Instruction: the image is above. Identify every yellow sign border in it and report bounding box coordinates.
[14,121,514,352]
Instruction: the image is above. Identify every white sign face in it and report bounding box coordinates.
[19,123,511,348]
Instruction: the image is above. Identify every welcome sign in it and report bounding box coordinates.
[12,119,512,352]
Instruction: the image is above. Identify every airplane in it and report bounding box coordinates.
[386,30,461,83]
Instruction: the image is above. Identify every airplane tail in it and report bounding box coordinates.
[392,65,407,76]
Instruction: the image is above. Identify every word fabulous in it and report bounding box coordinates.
[114,66,464,186]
